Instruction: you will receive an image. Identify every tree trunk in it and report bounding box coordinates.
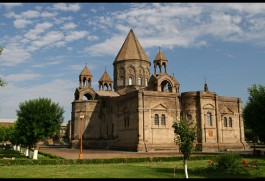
[25,147,29,157]
[33,143,39,160]
[28,145,32,158]
[184,159,189,179]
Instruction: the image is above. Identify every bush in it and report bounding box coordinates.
[208,152,246,175]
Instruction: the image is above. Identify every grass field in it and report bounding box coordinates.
[1,158,265,178]
[1,145,265,178]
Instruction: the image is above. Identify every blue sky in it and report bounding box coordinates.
[0,3,265,123]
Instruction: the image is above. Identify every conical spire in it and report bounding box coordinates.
[204,78,209,92]
[114,29,150,63]
[99,70,112,82]
[154,49,168,62]
[80,65,92,76]
[98,70,113,91]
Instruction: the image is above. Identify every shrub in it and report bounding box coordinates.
[207,152,246,175]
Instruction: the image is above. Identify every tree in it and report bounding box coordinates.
[16,97,65,159]
[172,118,197,179]
[0,46,7,87]
[0,124,14,146]
[243,84,265,143]
[0,125,7,143]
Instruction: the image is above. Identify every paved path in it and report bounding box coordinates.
[39,146,255,160]
[39,146,183,159]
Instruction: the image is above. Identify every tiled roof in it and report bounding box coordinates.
[80,66,92,76]
[95,90,120,97]
[114,29,150,63]
[154,49,168,62]
[99,70,113,82]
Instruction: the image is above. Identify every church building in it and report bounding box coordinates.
[70,29,247,152]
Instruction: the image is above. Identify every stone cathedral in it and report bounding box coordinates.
[70,29,247,152]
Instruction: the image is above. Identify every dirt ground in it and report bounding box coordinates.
[39,146,256,160]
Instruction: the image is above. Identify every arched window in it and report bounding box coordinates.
[161,114,166,125]
[229,117,232,127]
[129,77,133,85]
[145,78,148,86]
[161,80,172,92]
[138,77,142,85]
[83,93,93,100]
[154,114,159,125]
[83,77,87,87]
[207,112,212,126]
[88,78,91,87]
[224,117,227,127]
[119,68,125,86]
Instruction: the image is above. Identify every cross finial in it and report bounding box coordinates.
[204,77,208,92]
[85,62,88,66]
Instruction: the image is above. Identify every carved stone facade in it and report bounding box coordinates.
[70,29,247,152]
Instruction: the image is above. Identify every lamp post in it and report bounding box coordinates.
[79,111,85,159]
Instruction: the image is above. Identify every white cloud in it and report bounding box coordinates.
[84,35,123,56]
[0,79,76,120]
[13,19,32,28]
[4,72,41,82]
[55,41,66,47]
[32,60,61,68]
[0,3,22,9]
[5,11,20,19]
[41,11,57,18]
[24,22,53,40]
[217,3,265,15]
[53,3,81,12]
[6,10,41,20]
[32,31,64,48]
[87,35,99,41]
[21,10,40,19]
[84,3,265,55]
[90,8,97,13]
[65,31,87,42]
[61,22,77,30]
[0,44,31,66]
[53,16,74,25]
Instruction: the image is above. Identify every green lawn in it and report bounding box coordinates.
[1,145,265,178]
[1,158,265,178]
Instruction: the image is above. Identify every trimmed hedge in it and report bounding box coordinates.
[0,155,225,166]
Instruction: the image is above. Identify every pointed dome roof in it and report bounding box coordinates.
[114,29,150,63]
[80,65,92,76]
[154,49,168,62]
[99,70,113,82]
